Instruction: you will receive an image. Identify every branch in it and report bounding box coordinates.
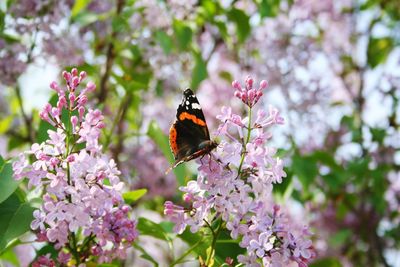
[97,0,125,103]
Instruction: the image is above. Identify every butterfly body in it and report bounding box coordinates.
[167,89,217,173]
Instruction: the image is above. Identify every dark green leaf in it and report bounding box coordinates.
[0,160,21,203]
[227,8,251,43]
[310,258,342,267]
[291,153,318,190]
[123,189,148,204]
[258,0,281,18]
[215,229,245,262]
[0,194,35,252]
[370,127,386,144]
[173,20,193,50]
[191,52,207,89]
[367,37,394,68]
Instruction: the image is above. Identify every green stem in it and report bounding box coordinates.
[237,106,253,174]
[206,218,223,266]
[171,239,205,266]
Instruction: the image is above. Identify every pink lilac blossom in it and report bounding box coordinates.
[12,68,138,264]
[164,76,314,266]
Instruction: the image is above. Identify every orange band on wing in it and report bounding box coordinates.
[169,125,178,156]
[178,112,206,126]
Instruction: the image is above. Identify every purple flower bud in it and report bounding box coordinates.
[44,103,52,112]
[245,76,254,89]
[50,81,60,93]
[57,96,67,110]
[71,76,79,89]
[78,95,87,106]
[79,71,87,81]
[232,80,241,90]
[67,154,75,163]
[69,93,75,104]
[50,157,59,167]
[71,68,78,76]
[62,71,71,83]
[51,107,60,118]
[86,81,96,92]
[97,122,105,129]
[78,106,85,120]
[71,116,78,129]
[259,80,268,90]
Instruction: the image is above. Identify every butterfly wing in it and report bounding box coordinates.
[176,89,210,140]
[167,89,212,172]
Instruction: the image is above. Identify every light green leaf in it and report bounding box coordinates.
[137,218,170,242]
[173,20,193,50]
[133,243,159,267]
[0,159,21,204]
[155,31,173,54]
[123,189,147,204]
[71,0,91,17]
[0,115,12,134]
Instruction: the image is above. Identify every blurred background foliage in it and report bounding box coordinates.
[0,0,399,266]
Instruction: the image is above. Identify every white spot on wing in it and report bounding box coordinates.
[191,103,201,109]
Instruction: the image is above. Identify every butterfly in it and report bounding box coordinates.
[166,89,218,174]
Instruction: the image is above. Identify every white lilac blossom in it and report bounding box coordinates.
[12,68,138,265]
[164,76,314,266]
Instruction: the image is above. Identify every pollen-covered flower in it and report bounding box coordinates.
[164,76,314,266]
[12,68,138,264]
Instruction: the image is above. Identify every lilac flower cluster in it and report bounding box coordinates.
[164,76,314,266]
[12,69,138,264]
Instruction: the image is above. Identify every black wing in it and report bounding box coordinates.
[176,88,210,140]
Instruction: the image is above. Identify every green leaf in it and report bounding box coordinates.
[370,127,386,144]
[0,247,19,265]
[367,37,394,68]
[227,8,251,43]
[258,0,280,17]
[71,12,102,26]
[133,243,159,267]
[0,194,35,252]
[123,189,147,204]
[137,218,170,241]
[191,52,207,89]
[291,153,318,190]
[71,0,91,17]
[329,229,351,247]
[155,31,173,55]
[0,160,21,204]
[147,121,186,186]
[179,229,211,260]
[310,258,342,267]
[173,20,193,50]
[214,229,245,262]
